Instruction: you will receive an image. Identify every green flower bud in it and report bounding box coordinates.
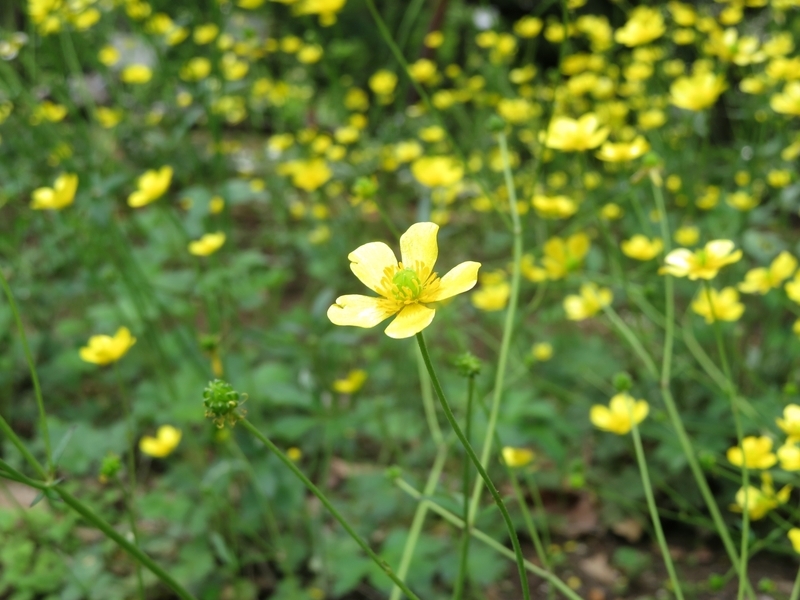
[486,115,506,133]
[203,379,245,428]
[99,453,121,483]
[612,372,632,392]
[453,352,482,378]
[384,465,402,481]
[642,151,662,167]
[352,176,378,199]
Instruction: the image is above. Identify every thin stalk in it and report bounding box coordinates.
[390,441,449,600]
[415,333,531,600]
[602,304,659,379]
[522,471,552,554]
[509,470,550,578]
[629,416,685,600]
[416,345,444,446]
[395,477,584,600]
[0,268,52,474]
[0,413,47,480]
[467,132,523,526]
[452,376,475,600]
[115,364,144,600]
[238,418,423,600]
[0,458,48,490]
[53,486,197,600]
[790,565,800,600]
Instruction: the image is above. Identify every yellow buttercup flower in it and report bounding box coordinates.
[411,156,464,188]
[590,393,649,435]
[621,235,663,261]
[786,272,800,304]
[768,170,792,188]
[31,173,78,210]
[670,72,727,111]
[614,7,665,47]
[531,194,578,219]
[280,158,332,192]
[121,64,153,84]
[471,273,511,312]
[673,226,699,247]
[128,166,172,207]
[180,57,212,81]
[193,23,219,44]
[771,82,800,116]
[502,447,535,468]
[514,16,542,38]
[595,136,650,162]
[542,233,590,280]
[726,190,759,212]
[660,240,742,280]
[727,436,777,469]
[327,222,481,339]
[139,425,182,458]
[789,529,800,554]
[79,327,136,365]
[189,232,226,256]
[332,369,367,394]
[730,473,790,520]
[738,251,797,295]
[776,404,800,438]
[369,69,398,96]
[564,283,613,321]
[691,287,744,323]
[600,203,623,220]
[531,342,553,361]
[96,107,123,128]
[542,114,609,152]
[98,45,120,66]
[778,441,800,471]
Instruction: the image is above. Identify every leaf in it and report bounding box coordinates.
[52,424,77,467]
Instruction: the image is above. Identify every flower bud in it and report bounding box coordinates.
[203,379,244,428]
[612,372,632,392]
[453,352,482,378]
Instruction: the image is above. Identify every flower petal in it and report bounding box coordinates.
[327,294,396,328]
[384,303,436,339]
[424,261,481,302]
[348,242,397,293]
[400,222,438,280]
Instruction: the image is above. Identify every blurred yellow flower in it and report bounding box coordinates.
[424,31,443,48]
[673,226,699,247]
[96,106,123,128]
[621,235,663,261]
[542,114,609,152]
[369,69,397,96]
[590,393,649,435]
[532,194,577,219]
[31,173,78,210]
[776,404,800,438]
[615,7,664,47]
[739,251,797,294]
[670,72,727,111]
[502,447,535,467]
[531,342,553,361]
[660,240,742,279]
[193,23,219,44]
[409,59,437,83]
[121,64,153,84]
[727,436,777,469]
[726,190,759,212]
[771,82,800,116]
[333,369,368,394]
[80,327,136,365]
[790,529,800,554]
[767,170,791,188]
[180,57,212,81]
[543,233,590,280]
[98,45,120,66]
[139,425,182,458]
[564,283,612,321]
[281,158,332,192]
[411,156,464,188]
[731,473,790,520]
[471,274,510,312]
[778,441,800,471]
[691,287,744,323]
[514,16,542,38]
[209,196,225,214]
[600,203,623,220]
[327,222,480,339]
[287,447,303,461]
[595,136,650,162]
[189,232,226,256]
[786,272,800,304]
[128,166,173,208]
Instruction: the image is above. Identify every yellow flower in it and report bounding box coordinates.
[621,236,663,261]
[292,0,346,26]
[727,436,777,469]
[502,447,535,468]
[188,232,226,256]
[730,473,790,520]
[789,529,800,554]
[419,125,446,143]
[98,45,120,66]
[696,185,720,210]
[614,7,665,47]
[121,64,153,84]
[327,223,481,339]
[738,251,797,295]
[281,158,332,192]
[691,287,744,323]
[471,275,511,312]
[180,57,212,81]
[726,190,759,212]
[193,23,219,44]
[520,255,548,282]
[139,425,182,458]
[411,156,464,188]
[543,233,590,280]
[514,16,543,38]
[768,170,792,188]
[778,441,800,471]
[531,194,578,219]
[96,106,123,128]
[786,272,800,304]
[776,404,800,438]
[660,240,742,280]
[287,447,303,461]
[542,114,609,152]
[79,327,136,365]
[209,196,225,214]
[332,369,367,394]
[771,82,800,116]
[595,136,649,162]
[531,342,553,361]
[369,69,397,96]
[395,141,423,163]
[564,283,613,321]
[670,72,727,111]
[674,226,699,247]
[31,173,78,210]
[128,166,172,207]
[590,393,649,435]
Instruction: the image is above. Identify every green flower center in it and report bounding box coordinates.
[392,268,423,302]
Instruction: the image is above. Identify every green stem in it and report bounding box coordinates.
[790,565,800,600]
[416,345,444,446]
[0,268,52,474]
[0,412,47,480]
[415,332,531,600]
[467,132,524,525]
[0,458,48,490]
[629,417,685,600]
[238,419,423,600]
[452,376,474,600]
[395,477,584,600]
[509,470,550,576]
[53,486,197,600]
[115,364,144,600]
[602,304,659,379]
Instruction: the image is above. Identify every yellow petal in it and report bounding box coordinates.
[348,242,397,293]
[139,436,169,457]
[424,261,481,302]
[327,294,396,328]
[400,222,438,280]
[128,190,151,207]
[115,327,136,351]
[384,303,435,339]
[590,405,612,430]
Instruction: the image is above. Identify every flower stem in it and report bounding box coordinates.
[452,376,475,600]
[415,332,531,600]
[0,268,52,475]
[467,131,524,525]
[790,565,800,600]
[238,418,423,600]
